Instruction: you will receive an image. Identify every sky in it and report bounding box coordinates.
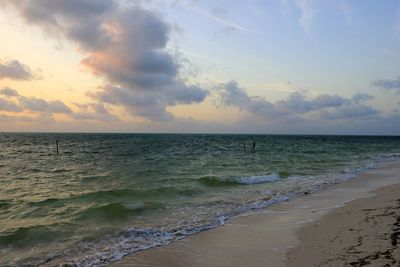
[0,0,400,134]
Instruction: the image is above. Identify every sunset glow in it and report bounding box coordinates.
[0,0,400,134]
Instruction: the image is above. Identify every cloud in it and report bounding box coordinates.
[318,104,379,120]
[0,98,22,112]
[296,0,316,35]
[0,59,37,80]
[219,80,251,108]
[352,92,374,103]
[275,92,348,113]
[171,1,260,35]
[0,86,74,114]
[219,80,278,120]
[0,87,20,97]
[371,77,400,94]
[72,102,119,122]
[18,96,73,114]
[89,83,208,121]
[3,0,209,121]
[218,80,379,121]
[2,0,115,50]
[0,86,122,123]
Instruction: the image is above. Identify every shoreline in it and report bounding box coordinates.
[109,160,400,267]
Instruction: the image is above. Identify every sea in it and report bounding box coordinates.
[1,133,400,266]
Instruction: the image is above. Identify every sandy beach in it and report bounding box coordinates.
[287,183,400,266]
[110,161,400,267]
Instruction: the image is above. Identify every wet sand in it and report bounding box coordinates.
[110,161,400,267]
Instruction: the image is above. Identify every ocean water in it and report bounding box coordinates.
[1,133,400,266]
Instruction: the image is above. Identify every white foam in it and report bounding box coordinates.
[233,173,280,185]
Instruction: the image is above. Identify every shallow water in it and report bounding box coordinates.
[1,133,400,266]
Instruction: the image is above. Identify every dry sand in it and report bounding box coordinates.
[108,162,400,267]
[286,183,400,267]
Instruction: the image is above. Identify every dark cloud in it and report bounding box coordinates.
[218,80,380,121]
[4,0,209,121]
[371,77,400,93]
[318,105,379,120]
[0,98,22,112]
[0,59,36,80]
[0,87,19,97]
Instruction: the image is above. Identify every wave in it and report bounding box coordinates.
[234,174,280,184]
[78,187,199,199]
[199,173,280,187]
[29,186,200,207]
[0,223,72,248]
[77,202,164,221]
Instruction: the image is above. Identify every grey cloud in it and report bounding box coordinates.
[311,94,348,109]
[352,92,374,103]
[219,81,285,120]
[71,102,119,122]
[90,84,207,121]
[4,0,115,50]
[168,82,209,104]
[79,7,179,91]
[275,92,348,113]
[246,97,275,117]
[4,0,209,121]
[219,80,380,122]
[0,98,23,112]
[19,96,72,114]
[0,86,120,123]
[91,103,108,114]
[0,87,73,114]
[318,105,379,120]
[0,60,36,80]
[220,80,251,108]
[0,87,19,97]
[371,77,400,93]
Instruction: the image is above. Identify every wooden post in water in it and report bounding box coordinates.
[55,136,59,155]
[251,140,256,153]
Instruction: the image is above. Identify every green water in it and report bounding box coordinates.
[1,133,400,266]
